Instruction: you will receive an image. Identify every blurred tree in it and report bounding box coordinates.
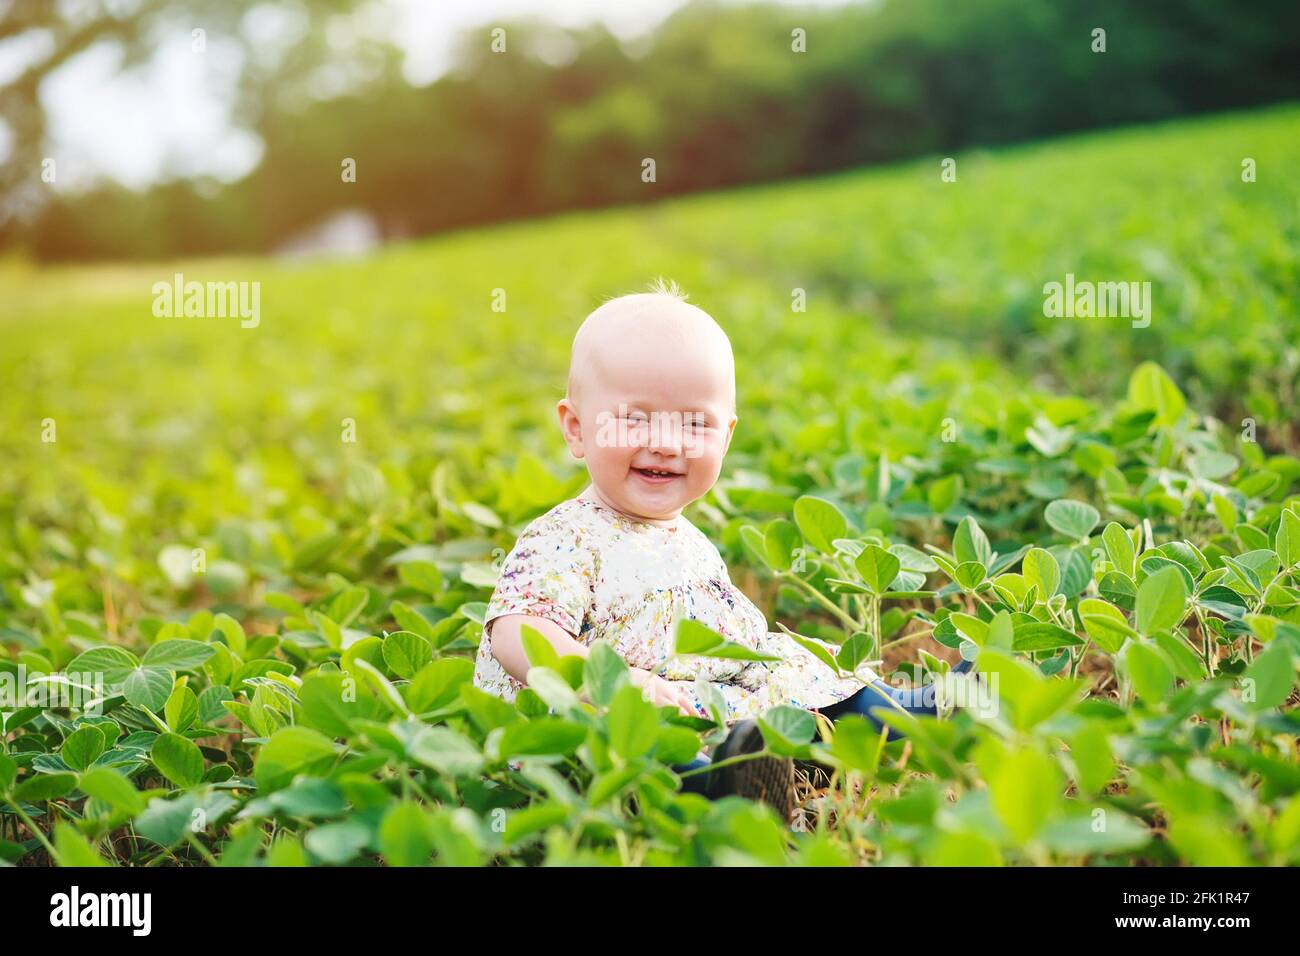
[0,0,366,233]
[4,0,1298,260]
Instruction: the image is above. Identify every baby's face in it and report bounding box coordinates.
[558,311,737,525]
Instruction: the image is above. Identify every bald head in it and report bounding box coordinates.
[567,287,736,414]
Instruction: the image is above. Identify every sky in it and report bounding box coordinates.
[2,0,859,192]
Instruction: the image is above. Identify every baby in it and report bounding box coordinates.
[472,279,954,814]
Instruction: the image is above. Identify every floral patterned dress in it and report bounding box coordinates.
[474,495,874,721]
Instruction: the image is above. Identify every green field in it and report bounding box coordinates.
[1,105,1298,866]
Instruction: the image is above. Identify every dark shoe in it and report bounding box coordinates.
[705,719,796,822]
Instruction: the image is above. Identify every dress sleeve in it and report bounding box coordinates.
[483,509,598,641]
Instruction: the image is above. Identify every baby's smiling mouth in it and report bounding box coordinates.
[631,466,682,482]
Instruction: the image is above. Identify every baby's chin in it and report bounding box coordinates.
[618,473,693,516]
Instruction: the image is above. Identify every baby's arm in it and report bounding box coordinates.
[488,613,590,682]
[488,613,698,716]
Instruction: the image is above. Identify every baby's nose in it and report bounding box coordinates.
[646,415,685,453]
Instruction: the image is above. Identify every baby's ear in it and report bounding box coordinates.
[556,398,585,459]
[723,415,738,451]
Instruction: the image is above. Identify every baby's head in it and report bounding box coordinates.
[557,278,738,525]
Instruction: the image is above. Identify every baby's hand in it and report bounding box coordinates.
[628,667,701,718]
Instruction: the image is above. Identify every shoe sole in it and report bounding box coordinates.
[708,721,796,822]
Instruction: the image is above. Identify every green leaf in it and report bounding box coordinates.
[379,800,434,867]
[298,671,383,736]
[460,686,519,734]
[835,631,873,671]
[255,726,338,793]
[606,684,659,760]
[496,718,586,759]
[927,474,964,515]
[590,764,646,804]
[854,545,901,594]
[525,666,582,714]
[1189,451,1238,480]
[1221,555,1262,598]
[133,792,199,848]
[389,601,436,642]
[1276,508,1300,569]
[758,706,816,751]
[212,613,248,656]
[987,610,1014,651]
[988,746,1062,844]
[1098,571,1137,611]
[1135,566,1188,634]
[78,768,145,816]
[405,725,484,776]
[1022,548,1060,600]
[518,624,560,669]
[1127,362,1186,428]
[738,525,768,568]
[305,820,371,865]
[1013,622,1084,653]
[1044,500,1100,541]
[763,519,801,571]
[1152,632,1204,682]
[66,646,140,686]
[15,772,77,803]
[1040,812,1150,854]
[405,658,474,714]
[351,658,413,717]
[582,641,628,708]
[382,630,433,679]
[925,831,1002,866]
[1056,547,1093,599]
[953,515,992,567]
[1242,641,1294,711]
[1078,598,1134,653]
[142,639,215,671]
[793,496,847,553]
[344,460,386,511]
[674,618,782,662]
[164,685,199,734]
[776,623,844,676]
[60,725,107,772]
[949,613,988,646]
[398,561,443,596]
[328,586,370,627]
[122,666,175,712]
[654,726,702,766]
[1211,493,1238,532]
[242,777,347,822]
[53,824,111,867]
[461,501,502,529]
[1124,641,1174,703]
[1068,723,1115,796]
[827,715,885,775]
[503,804,570,846]
[953,561,987,590]
[151,733,205,789]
